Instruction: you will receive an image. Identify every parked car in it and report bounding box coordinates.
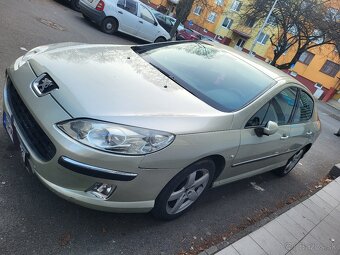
[3,41,320,220]
[149,9,184,34]
[176,28,202,41]
[79,0,170,42]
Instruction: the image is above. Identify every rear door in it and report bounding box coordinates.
[116,0,139,35]
[136,4,159,42]
[289,89,316,150]
[223,87,299,179]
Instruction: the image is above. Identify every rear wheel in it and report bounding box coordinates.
[273,149,304,177]
[154,37,166,43]
[70,0,80,11]
[101,17,118,34]
[152,159,215,220]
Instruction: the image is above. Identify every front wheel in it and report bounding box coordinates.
[152,159,215,220]
[101,17,118,34]
[273,149,304,177]
[154,37,166,43]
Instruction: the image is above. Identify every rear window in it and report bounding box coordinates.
[137,42,275,112]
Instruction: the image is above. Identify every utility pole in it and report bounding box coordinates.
[249,0,279,56]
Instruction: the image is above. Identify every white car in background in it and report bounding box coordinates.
[79,0,170,42]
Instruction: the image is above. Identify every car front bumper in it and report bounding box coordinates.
[3,62,182,213]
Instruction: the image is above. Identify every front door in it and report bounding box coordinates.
[227,87,299,179]
[136,4,159,42]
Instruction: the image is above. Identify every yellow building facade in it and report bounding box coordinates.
[213,0,274,57]
[266,43,339,100]
[186,0,228,33]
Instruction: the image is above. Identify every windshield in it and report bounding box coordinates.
[136,42,275,112]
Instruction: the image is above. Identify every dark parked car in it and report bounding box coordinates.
[176,28,202,41]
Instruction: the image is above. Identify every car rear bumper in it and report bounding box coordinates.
[79,0,105,25]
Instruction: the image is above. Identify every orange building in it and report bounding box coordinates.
[186,0,228,33]
[266,44,339,102]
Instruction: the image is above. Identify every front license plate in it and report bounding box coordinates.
[3,112,14,143]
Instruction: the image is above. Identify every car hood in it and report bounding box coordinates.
[28,43,233,134]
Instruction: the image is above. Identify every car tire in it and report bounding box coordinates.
[101,17,118,34]
[154,37,166,43]
[70,0,80,11]
[273,148,305,177]
[152,159,215,220]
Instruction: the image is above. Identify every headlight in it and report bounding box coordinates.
[57,119,175,155]
[14,46,49,70]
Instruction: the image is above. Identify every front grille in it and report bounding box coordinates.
[7,80,56,161]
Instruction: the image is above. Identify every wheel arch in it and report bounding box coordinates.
[102,16,119,30]
[155,36,167,42]
[302,143,312,158]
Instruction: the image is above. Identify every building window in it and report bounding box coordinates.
[207,12,217,23]
[320,60,340,77]
[244,16,256,28]
[257,32,269,45]
[216,0,224,6]
[230,0,242,12]
[267,16,277,26]
[193,6,203,16]
[298,51,315,65]
[222,17,233,29]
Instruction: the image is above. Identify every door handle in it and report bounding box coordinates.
[139,20,143,24]
[306,131,313,135]
[280,135,289,140]
[118,11,123,14]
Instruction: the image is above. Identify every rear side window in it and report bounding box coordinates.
[292,90,314,123]
[117,0,137,15]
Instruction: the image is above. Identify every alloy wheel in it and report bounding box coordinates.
[166,169,209,215]
[283,149,304,174]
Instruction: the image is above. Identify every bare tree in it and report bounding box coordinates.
[243,0,340,69]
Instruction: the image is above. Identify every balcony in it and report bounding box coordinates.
[231,25,253,39]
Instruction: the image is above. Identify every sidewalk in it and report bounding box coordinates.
[214,177,340,255]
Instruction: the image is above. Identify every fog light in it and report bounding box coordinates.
[86,183,116,200]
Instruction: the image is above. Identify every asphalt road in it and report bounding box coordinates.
[0,1,339,254]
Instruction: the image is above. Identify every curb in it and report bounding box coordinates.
[329,163,340,179]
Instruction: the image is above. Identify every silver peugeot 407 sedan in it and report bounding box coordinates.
[3,41,321,220]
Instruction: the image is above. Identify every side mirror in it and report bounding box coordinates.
[255,121,278,137]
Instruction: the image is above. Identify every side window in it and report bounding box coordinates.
[245,87,297,127]
[292,90,314,123]
[272,87,297,125]
[140,5,156,24]
[165,17,172,26]
[246,102,270,127]
[117,0,137,15]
